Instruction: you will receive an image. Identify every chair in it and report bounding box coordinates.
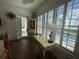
[45,50,57,59]
[2,32,11,59]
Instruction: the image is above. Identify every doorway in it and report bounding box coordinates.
[21,17,28,36]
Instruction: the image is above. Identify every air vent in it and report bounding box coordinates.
[23,0,33,4]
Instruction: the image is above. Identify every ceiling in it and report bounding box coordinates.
[0,0,45,10]
[0,0,45,16]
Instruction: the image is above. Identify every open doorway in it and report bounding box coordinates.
[21,17,28,36]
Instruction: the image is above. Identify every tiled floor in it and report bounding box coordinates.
[9,38,43,59]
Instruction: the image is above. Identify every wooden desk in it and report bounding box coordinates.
[34,35,57,59]
[34,35,56,48]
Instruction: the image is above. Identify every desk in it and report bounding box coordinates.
[34,35,56,48]
[34,35,57,59]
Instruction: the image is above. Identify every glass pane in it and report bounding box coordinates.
[67,45,74,52]
[74,0,79,3]
[62,0,79,52]
[56,9,64,29]
[45,13,47,28]
[55,32,61,44]
[37,15,43,34]
[72,3,79,26]
[48,10,53,25]
[38,16,42,26]
[43,29,47,37]
[69,26,78,32]
[68,0,73,6]
[62,42,66,48]
[46,10,54,39]
[44,13,48,36]
[55,5,64,44]
[39,27,42,34]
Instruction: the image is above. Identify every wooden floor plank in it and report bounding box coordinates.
[9,38,43,59]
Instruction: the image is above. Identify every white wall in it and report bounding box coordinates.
[0,12,17,40]
[0,6,31,40]
[0,4,31,17]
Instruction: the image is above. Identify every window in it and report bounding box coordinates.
[37,10,54,38]
[43,13,48,37]
[47,10,54,39]
[37,0,79,52]
[62,0,79,52]
[55,5,64,44]
[37,15,43,34]
[74,0,79,4]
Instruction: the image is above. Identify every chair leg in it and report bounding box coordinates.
[5,51,11,59]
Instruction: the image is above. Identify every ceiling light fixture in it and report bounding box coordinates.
[23,0,33,4]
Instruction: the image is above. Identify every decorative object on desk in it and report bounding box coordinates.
[48,31,54,43]
[48,23,56,43]
[0,17,2,26]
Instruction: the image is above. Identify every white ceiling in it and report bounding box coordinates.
[0,0,45,10]
[0,0,45,16]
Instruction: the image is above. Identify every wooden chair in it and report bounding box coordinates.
[2,32,11,59]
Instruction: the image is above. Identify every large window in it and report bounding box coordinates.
[62,0,79,52]
[37,10,54,39]
[37,15,43,34]
[37,0,79,52]
[55,5,64,44]
[43,13,48,37]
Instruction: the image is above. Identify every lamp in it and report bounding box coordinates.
[47,23,56,43]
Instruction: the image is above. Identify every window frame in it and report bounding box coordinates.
[61,0,79,52]
[36,0,79,54]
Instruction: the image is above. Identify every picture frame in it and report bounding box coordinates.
[30,20,35,29]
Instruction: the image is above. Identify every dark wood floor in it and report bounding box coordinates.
[9,38,43,59]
